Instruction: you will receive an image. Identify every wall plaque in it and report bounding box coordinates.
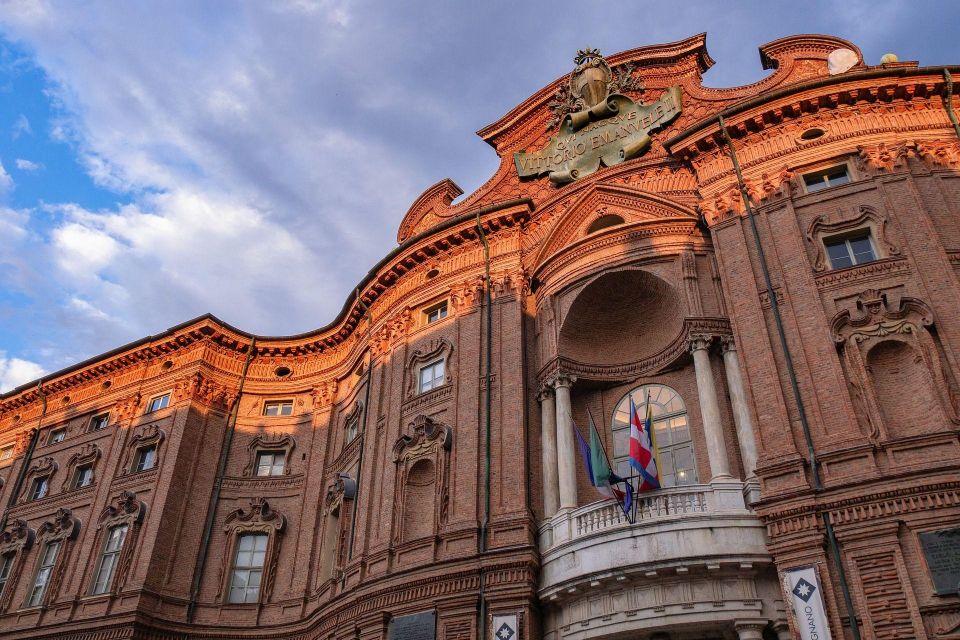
[389,610,436,640]
[920,527,960,595]
[514,48,681,185]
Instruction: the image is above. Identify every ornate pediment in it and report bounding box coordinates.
[534,183,699,269]
[224,497,286,533]
[393,415,453,462]
[831,289,933,344]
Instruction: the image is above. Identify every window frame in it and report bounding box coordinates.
[227,532,269,604]
[801,162,852,194]
[89,412,110,431]
[417,359,446,394]
[0,552,14,599]
[26,540,61,608]
[146,393,171,414]
[262,400,294,417]
[254,451,286,477]
[423,300,449,325]
[611,384,697,489]
[29,476,50,501]
[90,524,128,595]
[47,428,66,445]
[0,445,13,464]
[133,445,157,473]
[823,230,877,270]
[73,464,94,489]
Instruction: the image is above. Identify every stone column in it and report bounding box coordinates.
[721,336,759,478]
[687,334,732,480]
[538,383,560,518]
[553,373,578,510]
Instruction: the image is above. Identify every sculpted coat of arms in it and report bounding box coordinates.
[515,48,682,185]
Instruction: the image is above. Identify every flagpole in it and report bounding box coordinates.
[587,408,634,523]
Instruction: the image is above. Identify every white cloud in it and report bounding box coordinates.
[0,160,13,194]
[14,158,42,171]
[0,353,46,393]
[11,114,31,139]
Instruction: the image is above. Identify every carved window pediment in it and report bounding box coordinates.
[806,205,899,272]
[0,520,34,613]
[832,290,959,441]
[89,491,146,596]
[19,457,57,503]
[392,415,454,545]
[61,444,102,492]
[243,434,296,477]
[406,339,455,399]
[119,424,165,476]
[217,498,286,605]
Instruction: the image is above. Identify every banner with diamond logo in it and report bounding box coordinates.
[784,566,833,640]
[491,614,518,640]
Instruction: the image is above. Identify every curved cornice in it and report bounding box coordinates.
[665,65,960,158]
[0,200,532,404]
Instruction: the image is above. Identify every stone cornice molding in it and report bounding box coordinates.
[538,317,730,384]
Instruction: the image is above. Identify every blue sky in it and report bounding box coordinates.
[1,0,959,392]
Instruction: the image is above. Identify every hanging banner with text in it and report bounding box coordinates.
[784,566,833,640]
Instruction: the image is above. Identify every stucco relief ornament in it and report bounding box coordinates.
[517,49,681,185]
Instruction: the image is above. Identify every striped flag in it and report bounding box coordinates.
[629,393,660,492]
[575,415,633,519]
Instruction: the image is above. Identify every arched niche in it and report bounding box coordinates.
[558,269,683,368]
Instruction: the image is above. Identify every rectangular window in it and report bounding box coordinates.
[263,400,293,417]
[30,477,49,501]
[146,393,170,413]
[418,359,445,394]
[803,164,851,193]
[229,533,267,603]
[825,232,877,269]
[255,451,285,477]
[424,301,448,324]
[134,445,157,472]
[91,524,128,595]
[73,465,94,489]
[0,445,12,462]
[89,413,110,431]
[345,417,359,444]
[0,553,13,597]
[27,541,60,607]
[48,428,66,445]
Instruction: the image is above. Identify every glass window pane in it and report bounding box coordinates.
[825,168,850,186]
[826,241,852,268]
[612,428,629,458]
[849,235,875,263]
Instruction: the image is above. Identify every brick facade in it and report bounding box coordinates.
[0,33,958,639]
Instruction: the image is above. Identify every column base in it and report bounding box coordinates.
[743,476,761,506]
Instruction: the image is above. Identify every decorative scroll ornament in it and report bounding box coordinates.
[224,497,286,533]
[99,490,147,526]
[520,48,679,185]
[173,372,235,410]
[38,508,81,541]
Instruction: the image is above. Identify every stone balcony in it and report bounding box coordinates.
[538,480,787,640]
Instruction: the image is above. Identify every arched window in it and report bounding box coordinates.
[612,384,697,487]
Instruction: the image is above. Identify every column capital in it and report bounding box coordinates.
[734,620,768,640]
[720,334,737,353]
[536,383,555,402]
[686,333,713,353]
[553,373,576,389]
